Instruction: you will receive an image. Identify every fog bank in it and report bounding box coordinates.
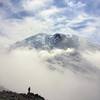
[0,48,100,100]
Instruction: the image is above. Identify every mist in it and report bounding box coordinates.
[0,48,100,100]
[0,0,100,100]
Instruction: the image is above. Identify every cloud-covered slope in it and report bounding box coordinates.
[10,33,100,77]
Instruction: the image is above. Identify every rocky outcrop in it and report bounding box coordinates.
[0,90,45,100]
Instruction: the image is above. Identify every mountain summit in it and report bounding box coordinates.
[11,33,79,50]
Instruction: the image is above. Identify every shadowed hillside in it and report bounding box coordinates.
[0,87,45,100]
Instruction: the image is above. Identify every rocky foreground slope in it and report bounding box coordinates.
[0,90,45,100]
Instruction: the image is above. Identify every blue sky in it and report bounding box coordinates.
[0,0,100,46]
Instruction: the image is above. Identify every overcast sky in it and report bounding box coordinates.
[0,0,100,46]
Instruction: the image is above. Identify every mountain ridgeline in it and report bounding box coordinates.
[11,33,79,50]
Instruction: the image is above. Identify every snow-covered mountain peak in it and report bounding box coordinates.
[11,33,79,50]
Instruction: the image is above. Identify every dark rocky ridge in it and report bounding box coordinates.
[0,90,45,100]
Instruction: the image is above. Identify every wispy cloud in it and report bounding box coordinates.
[0,0,100,45]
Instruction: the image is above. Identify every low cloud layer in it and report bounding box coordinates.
[0,48,100,100]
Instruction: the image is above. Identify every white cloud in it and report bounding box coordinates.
[65,0,85,8]
[39,48,75,59]
[76,16,100,36]
[82,51,100,69]
[22,0,53,12]
[0,17,54,46]
[39,6,63,18]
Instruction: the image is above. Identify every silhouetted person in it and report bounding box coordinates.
[28,87,31,94]
[27,87,34,99]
